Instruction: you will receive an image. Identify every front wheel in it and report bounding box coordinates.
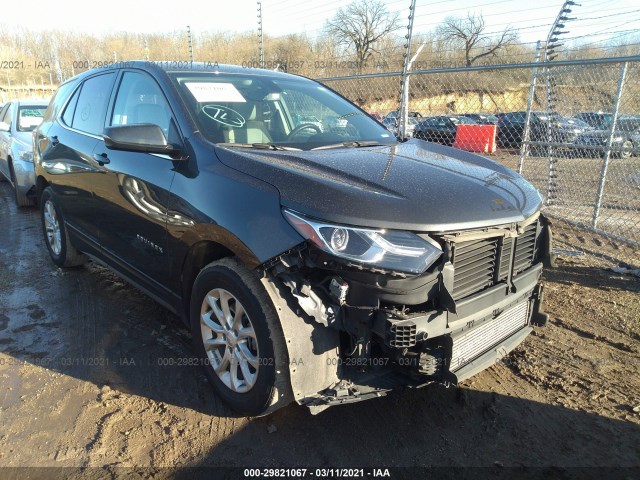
[620,140,633,159]
[40,187,87,268]
[10,164,33,207]
[190,257,292,416]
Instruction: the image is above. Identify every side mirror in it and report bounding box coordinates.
[103,124,183,159]
[0,122,10,132]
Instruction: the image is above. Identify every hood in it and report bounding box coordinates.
[214,139,543,232]
[578,129,624,140]
[12,132,34,149]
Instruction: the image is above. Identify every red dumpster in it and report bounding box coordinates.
[453,124,497,154]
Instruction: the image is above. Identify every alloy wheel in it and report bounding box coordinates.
[200,288,259,393]
[43,200,62,255]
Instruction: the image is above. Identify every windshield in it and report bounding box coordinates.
[17,105,46,132]
[171,73,395,150]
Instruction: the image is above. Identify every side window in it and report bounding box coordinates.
[61,86,81,127]
[43,79,78,124]
[71,72,116,135]
[110,72,173,137]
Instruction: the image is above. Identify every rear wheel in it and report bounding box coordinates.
[190,257,292,416]
[40,187,87,268]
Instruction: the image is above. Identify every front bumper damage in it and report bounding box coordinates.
[263,214,553,414]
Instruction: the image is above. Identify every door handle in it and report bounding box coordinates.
[92,152,110,166]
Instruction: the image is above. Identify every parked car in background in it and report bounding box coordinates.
[496,111,546,148]
[413,115,477,146]
[575,112,613,130]
[0,99,48,206]
[548,113,594,144]
[384,110,422,122]
[403,117,419,137]
[369,112,383,122]
[381,117,397,132]
[496,111,593,149]
[574,115,640,159]
[34,62,550,416]
[381,116,419,138]
[461,113,499,125]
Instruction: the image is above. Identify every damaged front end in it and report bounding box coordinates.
[261,210,554,414]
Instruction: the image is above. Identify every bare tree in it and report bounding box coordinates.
[325,0,401,71]
[437,13,517,67]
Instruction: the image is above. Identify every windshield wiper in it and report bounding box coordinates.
[216,143,301,151]
[311,141,390,150]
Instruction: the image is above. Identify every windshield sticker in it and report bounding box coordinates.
[202,105,246,128]
[185,82,246,103]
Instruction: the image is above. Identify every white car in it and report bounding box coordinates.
[0,100,49,206]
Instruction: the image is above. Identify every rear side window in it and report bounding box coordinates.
[61,87,81,127]
[70,73,116,135]
[43,80,78,124]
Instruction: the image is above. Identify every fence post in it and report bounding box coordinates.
[518,41,542,175]
[257,1,265,69]
[398,0,416,140]
[592,62,628,229]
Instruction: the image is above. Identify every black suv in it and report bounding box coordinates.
[34,62,551,415]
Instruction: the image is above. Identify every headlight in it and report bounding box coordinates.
[17,147,33,162]
[283,209,442,274]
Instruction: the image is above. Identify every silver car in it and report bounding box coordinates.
[0,100,48,206]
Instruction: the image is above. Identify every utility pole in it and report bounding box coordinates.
[398,0,417,140]
[543,0,579,205]
[187,26,194,63]
[257,1,264,69]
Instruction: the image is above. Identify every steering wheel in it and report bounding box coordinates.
[288,123,322,139]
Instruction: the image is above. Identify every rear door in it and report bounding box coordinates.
[38,72,117,246]
[91,70,179,295]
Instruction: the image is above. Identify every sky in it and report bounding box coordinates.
[1,0,639,48]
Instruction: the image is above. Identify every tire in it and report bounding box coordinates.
[40,187,87,268]
[9,163,34,207]
[190,257,291,416]
[620,140,633,159]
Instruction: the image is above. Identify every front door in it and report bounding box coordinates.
[91,70,180,296]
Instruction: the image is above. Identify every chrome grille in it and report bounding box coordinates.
[450,220,540,300]
[450,301,529,371]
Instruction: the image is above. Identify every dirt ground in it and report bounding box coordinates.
[0,180,639,479]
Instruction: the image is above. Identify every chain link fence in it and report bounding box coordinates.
[318,56,640,267]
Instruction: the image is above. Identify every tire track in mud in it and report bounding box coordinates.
[2,183,640,469]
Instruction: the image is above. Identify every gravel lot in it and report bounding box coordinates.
[0,178,639,479]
